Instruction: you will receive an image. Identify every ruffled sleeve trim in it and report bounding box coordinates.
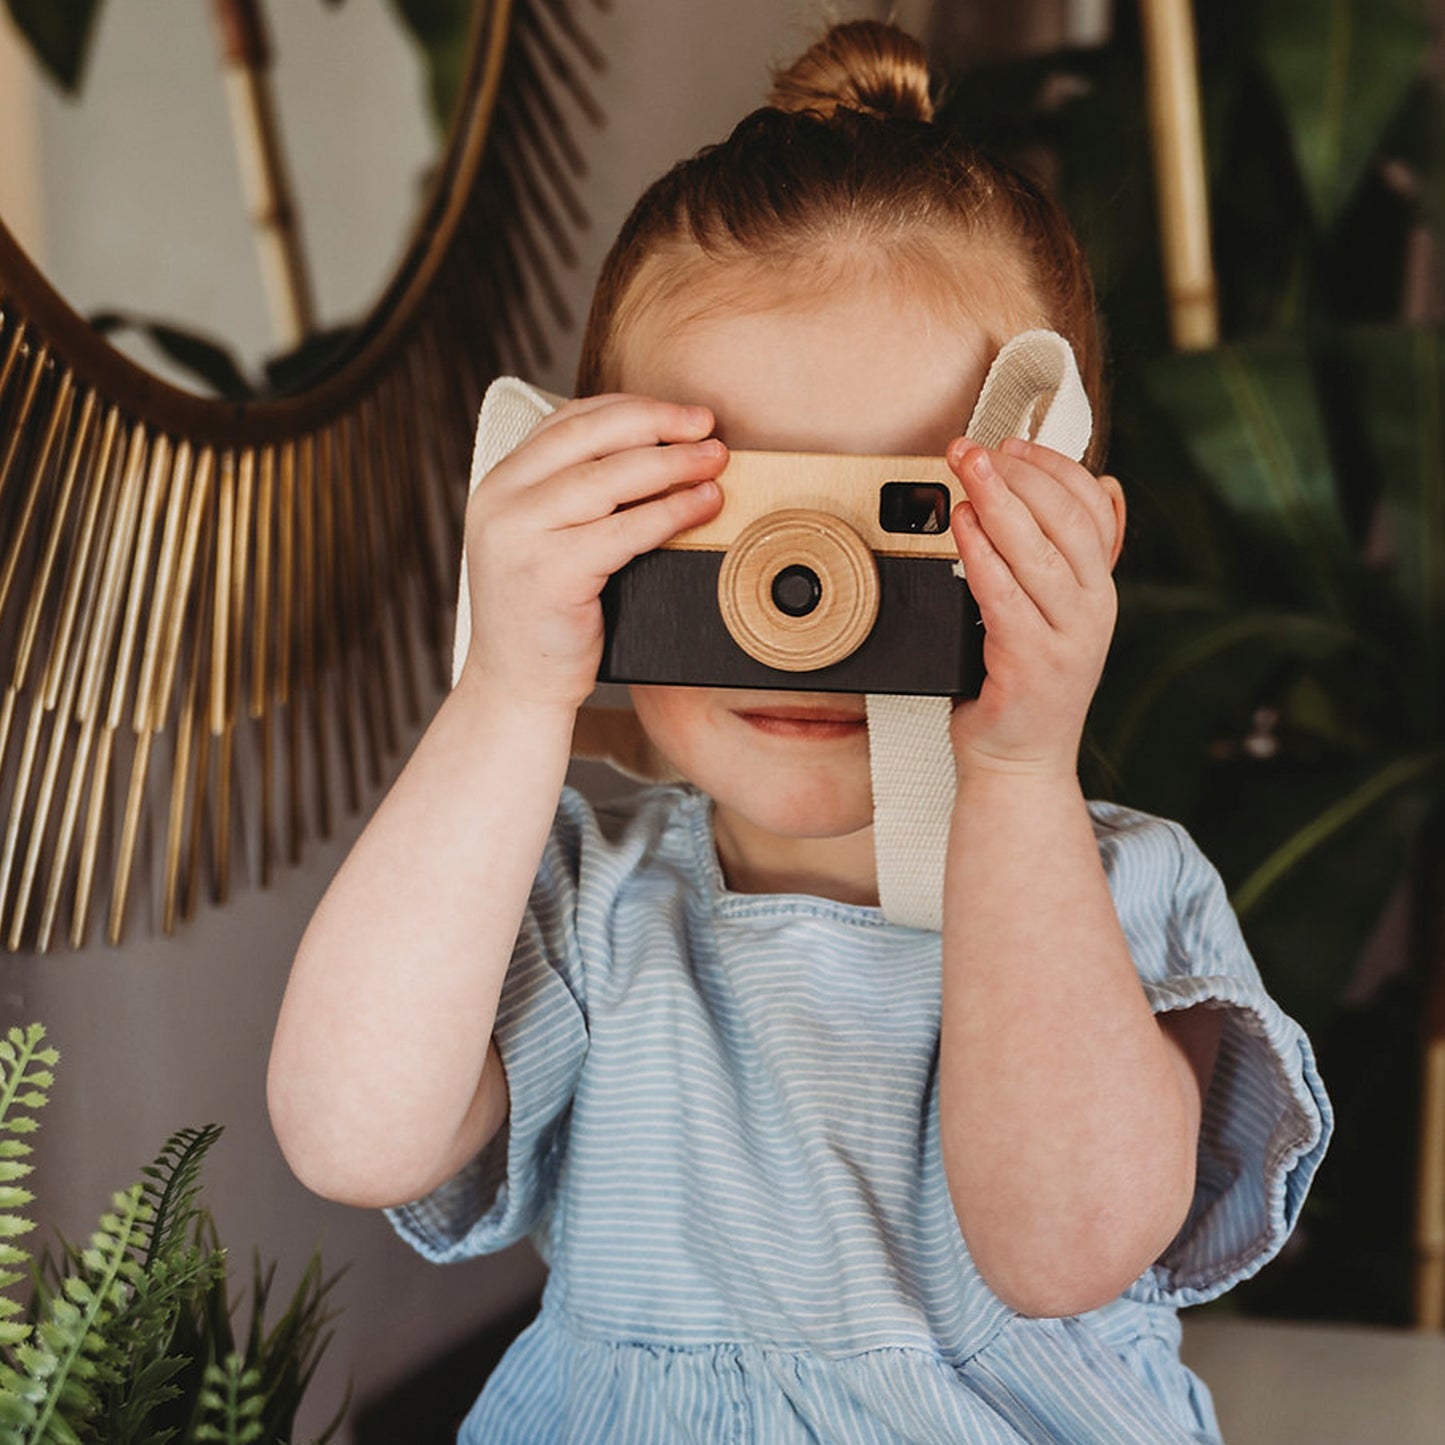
[1133,972,1332,1306]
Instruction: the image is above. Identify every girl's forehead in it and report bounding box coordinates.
[615,252,1042,454]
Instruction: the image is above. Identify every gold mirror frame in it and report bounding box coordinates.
[0,0,603,952]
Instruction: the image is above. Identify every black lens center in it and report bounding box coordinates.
[771,564,822,617]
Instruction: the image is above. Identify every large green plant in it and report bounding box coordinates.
[0,1025,343,1445]
[943,0,1442,1320]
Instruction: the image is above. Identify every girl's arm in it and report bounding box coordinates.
[938,436,1222,1318]
[267,396,726,1209]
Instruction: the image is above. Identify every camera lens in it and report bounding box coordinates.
[771,564,822,617]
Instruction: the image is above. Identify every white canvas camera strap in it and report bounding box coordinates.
[451,330,1091,933]
[451,376,565,688]
[867,329,1091,930]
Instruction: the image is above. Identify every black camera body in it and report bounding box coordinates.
[598,450,983,697]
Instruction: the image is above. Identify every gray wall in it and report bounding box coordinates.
[1,1,907,1437]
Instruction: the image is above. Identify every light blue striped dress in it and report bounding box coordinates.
[388,784,1331,1443]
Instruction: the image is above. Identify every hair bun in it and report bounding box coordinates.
[768,20,934,124]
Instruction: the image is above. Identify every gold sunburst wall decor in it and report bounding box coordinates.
[0,0,604,953]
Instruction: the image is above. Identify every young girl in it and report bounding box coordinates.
[268,22,1330,1443]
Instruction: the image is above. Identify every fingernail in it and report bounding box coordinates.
[971,450,996,482]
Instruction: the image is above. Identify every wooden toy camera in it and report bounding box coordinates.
[598,451,980,697]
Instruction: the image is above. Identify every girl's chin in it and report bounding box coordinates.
[716,793,875,844]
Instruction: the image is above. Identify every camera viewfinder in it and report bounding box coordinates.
[879,482,950,535]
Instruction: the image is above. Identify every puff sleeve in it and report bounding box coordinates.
[385,787,598,1265]
[1089,803,1333,1306]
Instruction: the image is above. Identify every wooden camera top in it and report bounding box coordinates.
[665,450,967,560]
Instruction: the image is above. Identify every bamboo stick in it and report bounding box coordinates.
[35,415,128,952]
[21,388,97,699]
[1137,0,1219,350]
[0,368,72,628]
[277,439,302,864]
[110,440,196,942]
[10,626,84,951]
[315,425,359,816]
[0,374,74,850]
[518,2,605,127]
[65,425,151,946]
[349,405,398,760]
[184,654,212,923]
[42,404,120,709]
[211,451,236,903]
[40,710,94,951]
[71,722,112,949]
[0,321,28,416]
[215,446,255,903]
[1415,837,1445,1329]
[1417,1029,1445,1329]
[333,415,381,790]
[251,445,276,884]
[372,379,421,727]
[298,432,328,841]
[103,434,176,943]
[0,694,45,941]
[209,0,315,347]
[0,338,48,520]
[161,452,215,932]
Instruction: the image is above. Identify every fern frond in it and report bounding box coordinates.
[0,1027,56,1380]
[136,1126,222,1272]
[80,1128,224,1445]
[0,1030,58,1136]
[1,1186,149,1445]
[193,1355,265,1445]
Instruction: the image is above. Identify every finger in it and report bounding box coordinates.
[490,396,717,495]
[535,437,729,529]
[568,478,724,583]
[951,498,1046,643]
[990,455,1112,589]
[948,444,1085,625]
[999,436,1117,559]
[522,392,664,444]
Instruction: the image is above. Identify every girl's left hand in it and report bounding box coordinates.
[945,435,1125,779]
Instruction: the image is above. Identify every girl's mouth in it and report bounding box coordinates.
[733,706,867,740]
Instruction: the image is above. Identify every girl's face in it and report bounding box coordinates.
[617,256,1037,902]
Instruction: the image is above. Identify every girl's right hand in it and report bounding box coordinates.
[457,394,728,712]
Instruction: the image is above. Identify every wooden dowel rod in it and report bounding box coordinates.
[43,404,120,708]
[1417,1032,1445,1329]
[1137,0,1219,351]
[0,367,72,631]
[209,0,315,347]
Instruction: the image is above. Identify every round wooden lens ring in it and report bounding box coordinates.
[717,510,880,671]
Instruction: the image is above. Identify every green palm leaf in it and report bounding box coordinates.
[1256,0,1430,224]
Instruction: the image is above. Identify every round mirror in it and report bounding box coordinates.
[1,0,463,399]
[0,0,600,952]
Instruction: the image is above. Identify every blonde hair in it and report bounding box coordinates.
[577,21,1107,467]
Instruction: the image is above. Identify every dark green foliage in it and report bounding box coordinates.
[385,0,478,133]
[88,314,257,403]
[3,0,103,92]
[0,1030,342,1445]
[948,0,1442,1322]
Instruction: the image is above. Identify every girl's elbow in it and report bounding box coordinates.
[266,1073,400,1209]
[978,1254,1145,1319]
[963,1182,1195,1320]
